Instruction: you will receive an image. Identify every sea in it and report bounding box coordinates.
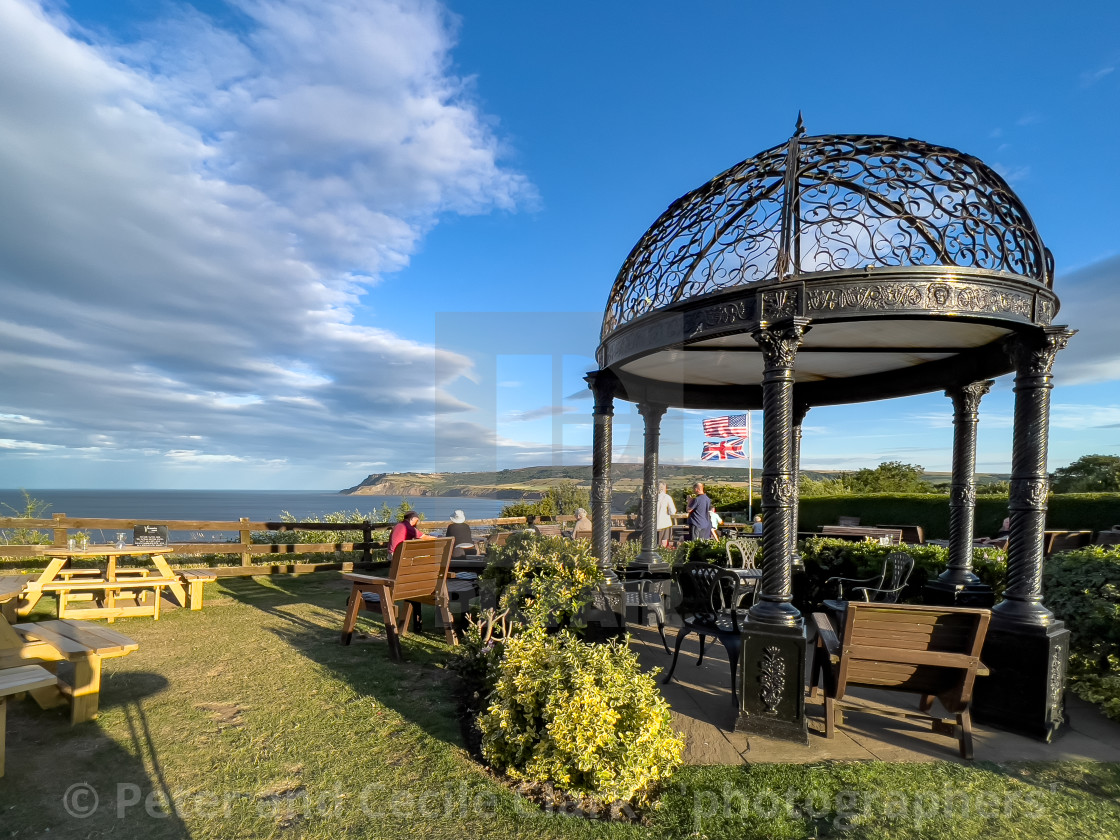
[0,489,508,536]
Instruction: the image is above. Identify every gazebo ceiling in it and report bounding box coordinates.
[597,124,1061,408]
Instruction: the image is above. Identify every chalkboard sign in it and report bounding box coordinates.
[134,525,169,547]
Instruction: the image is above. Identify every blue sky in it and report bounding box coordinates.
[0,0,1117,489]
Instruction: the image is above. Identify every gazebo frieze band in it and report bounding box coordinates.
[600,271,1057,379]
[588,118,1075,744]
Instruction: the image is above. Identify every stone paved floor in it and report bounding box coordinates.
[627,623,1120,765]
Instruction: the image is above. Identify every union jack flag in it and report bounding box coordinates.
[703,414,748,439]
[701,438,746,460]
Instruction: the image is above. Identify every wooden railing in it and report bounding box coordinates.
[0,513,545,569]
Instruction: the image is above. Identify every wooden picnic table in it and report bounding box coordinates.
[18,546,186,622]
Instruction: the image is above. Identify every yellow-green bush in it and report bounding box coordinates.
[483,531,606,630]
[479,627,683,809]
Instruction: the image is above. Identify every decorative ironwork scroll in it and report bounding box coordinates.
[759,646,787,714]
[603,131,1051,337]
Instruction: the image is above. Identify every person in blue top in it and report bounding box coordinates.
[687,482,713,540]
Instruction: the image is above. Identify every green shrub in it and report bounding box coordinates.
[1044,547,1120,720]
[798,538,1006,609]
[501,483,590,518]
[479,626,683,809]
[450,608,510,715]
[482,532,606,631]
[250,504,414,561]
[0,490,53,545]
[673,538,732,567]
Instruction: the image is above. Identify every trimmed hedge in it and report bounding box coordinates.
[798,538,1007,611]
[720,493,1120,541]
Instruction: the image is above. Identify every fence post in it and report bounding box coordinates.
[362,522,371,564]
[53,513,68,546]
[240,518,251,566]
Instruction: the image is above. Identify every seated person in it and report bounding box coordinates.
[445,509,476,558]
[388,510,434,555]
[752,514,763,535]
[571,507,593,539]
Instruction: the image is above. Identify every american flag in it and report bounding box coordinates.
[703,414,748,439]
[701,438,746,460]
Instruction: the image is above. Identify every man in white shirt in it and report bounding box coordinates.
[655,482,677,547]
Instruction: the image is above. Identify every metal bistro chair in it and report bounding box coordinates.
[662,562,757,704]
[827,551,915,603]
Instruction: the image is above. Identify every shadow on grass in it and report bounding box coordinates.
[0,671,191,838]
[217,573,464,748]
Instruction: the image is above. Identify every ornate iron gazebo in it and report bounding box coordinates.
[587,120,1074,743]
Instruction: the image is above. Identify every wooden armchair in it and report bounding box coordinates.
[811,602,990,758]
[340,537,456,660]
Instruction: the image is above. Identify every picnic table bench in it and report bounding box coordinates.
[811,602,990,758]
[19,547,185,622]
[177,569,218,610]
[0,577,31,622]
[1,617,139,724]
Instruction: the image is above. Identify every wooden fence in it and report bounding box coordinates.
[0,513,553,573]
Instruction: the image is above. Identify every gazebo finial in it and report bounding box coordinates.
[793,111,805,137]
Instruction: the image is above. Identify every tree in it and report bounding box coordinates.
[1051,455,1120,493]
[847,461,933,494]
[501,482,591,518]
[799,474,850,496]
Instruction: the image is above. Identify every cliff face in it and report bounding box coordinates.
[341,473,537,500]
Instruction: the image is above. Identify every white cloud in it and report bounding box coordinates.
[1052,255,1120,384]
[1080,65,1115,86]
[0,0,533,485]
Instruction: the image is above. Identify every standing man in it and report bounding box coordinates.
[687,482,712,541]
[655,482,677,547]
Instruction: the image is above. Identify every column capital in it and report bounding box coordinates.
[1007,326,1076,378]
[585,370,619,416]
[946,379,995,415]
[637,401,667,423]
[752,318,811,370]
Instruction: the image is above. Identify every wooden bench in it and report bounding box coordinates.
[819,525,904,545]
[1043,530,1093,556]
[178,570,218,610]
[532,523,565,538]
[43,576,179,621]
[1,617,139,724]
[1,663,57,777]
[811,602,990,759]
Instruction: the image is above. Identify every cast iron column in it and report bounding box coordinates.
[926,380,995,607]
[637,402,666,565]
[790,402,809,562]
[973,326,1075,740]
[750,320,809,628]
[585,371,617,566]
[737,318,810,744]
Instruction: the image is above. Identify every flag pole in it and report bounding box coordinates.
[747,411,753,521]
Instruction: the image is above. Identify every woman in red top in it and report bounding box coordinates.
[388,510,431,555]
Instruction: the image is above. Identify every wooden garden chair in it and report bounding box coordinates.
[339,537,456,660]
[810,602,990,758]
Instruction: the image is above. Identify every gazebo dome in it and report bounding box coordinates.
[596,125,1061,409]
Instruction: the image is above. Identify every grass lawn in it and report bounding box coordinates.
[1,573,1117,839]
